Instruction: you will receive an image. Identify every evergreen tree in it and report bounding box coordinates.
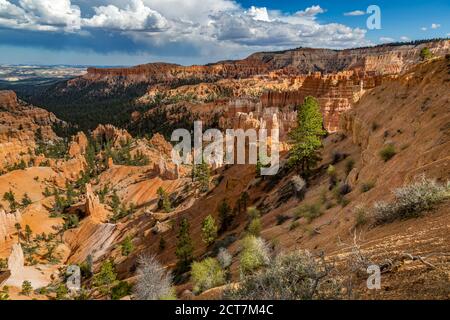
[24,225,32,243]
[66,182,76,206]
[194,160,210,192]
[157,187,172,213]
[420,47,433,61]
[93,260,117,295]
[288,97,326,174]
[218,199,234,233]
[121,236,134,257]
[21,281,33,296]
[175,218,194,274]
[21,193,32,207]
[201,215,218,246]
[3,190,18,211]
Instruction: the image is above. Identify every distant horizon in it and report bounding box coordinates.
[1,37,448,69]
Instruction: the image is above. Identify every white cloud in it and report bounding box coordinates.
[421,27,427,31]
[0,0,81,31]
[379,37,395,43]
[344,10,366,16]
[83,0,168,31]
[431,23,440,29]
[295,5,325,17]
[400,36,410,41]
[246,6,271,22]
[0,0,373,63]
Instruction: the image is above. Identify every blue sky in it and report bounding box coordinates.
[0,0,448,66]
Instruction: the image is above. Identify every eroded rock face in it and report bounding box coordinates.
[220,98,297,141]
[7,243,24,277]
[0,210,22,243]
[149,133,173,157]
[85,184,109,222]
[153,157,179,180]
[0,91,18,108]
[64,184,117,265]
[0,90,62,171]
[260,71,379,132]
[92,124,132,147]
[65,221,118,265]
[68,132,88,158]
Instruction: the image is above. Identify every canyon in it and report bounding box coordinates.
[0,40,449,300]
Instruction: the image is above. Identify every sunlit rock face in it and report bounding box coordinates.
[0,210,22,243]
[0,90,62,171]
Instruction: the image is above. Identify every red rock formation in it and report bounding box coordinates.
[0,91,18,109]
[149,133,173,157]
[85,184,109,223]
[0,90,62,170]
[0,210,22,243]
[67,40,450,95]
[68,132,88,158]
[92,124,132,147]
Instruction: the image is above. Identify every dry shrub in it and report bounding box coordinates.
[373,176,449,225]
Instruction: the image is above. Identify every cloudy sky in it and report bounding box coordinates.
[0,0,448,66]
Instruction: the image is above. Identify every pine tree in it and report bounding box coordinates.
[288,96,326,174]
[157,187,172,213]
[121,236,134,257]
[66,182,76,206]
[25,225,32,243]
[201,215,218,246]
[420,47,433,61]
[21,193,32,207]
[175,218,194,274]
[218,199,234,233]
[194,160,210,192]
[21,281,33,296]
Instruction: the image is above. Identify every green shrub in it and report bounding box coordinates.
[275,214,289,226]
[191,258,225,294]
[239,236,270,276]
[354,206,369,228]
[121,236,134,257]
[379,144,396,162]
[21,193,32,207]
[225,250,341,300]
[289,221,300,231]
[21,281,33,296]
[420,47,433,61]
[55,283,68,300]
[360,181,375,193]
[294,203,323,223]
[93,260,117,292]
[0,286,9,300]
[201,215,218,246]
[327,165,337,177]
[373,177,450,225]
[111,281,133,300]
[0,258,7,270]
[63,214,79,230]
[345,159,355,175]
[247,218,262,237]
